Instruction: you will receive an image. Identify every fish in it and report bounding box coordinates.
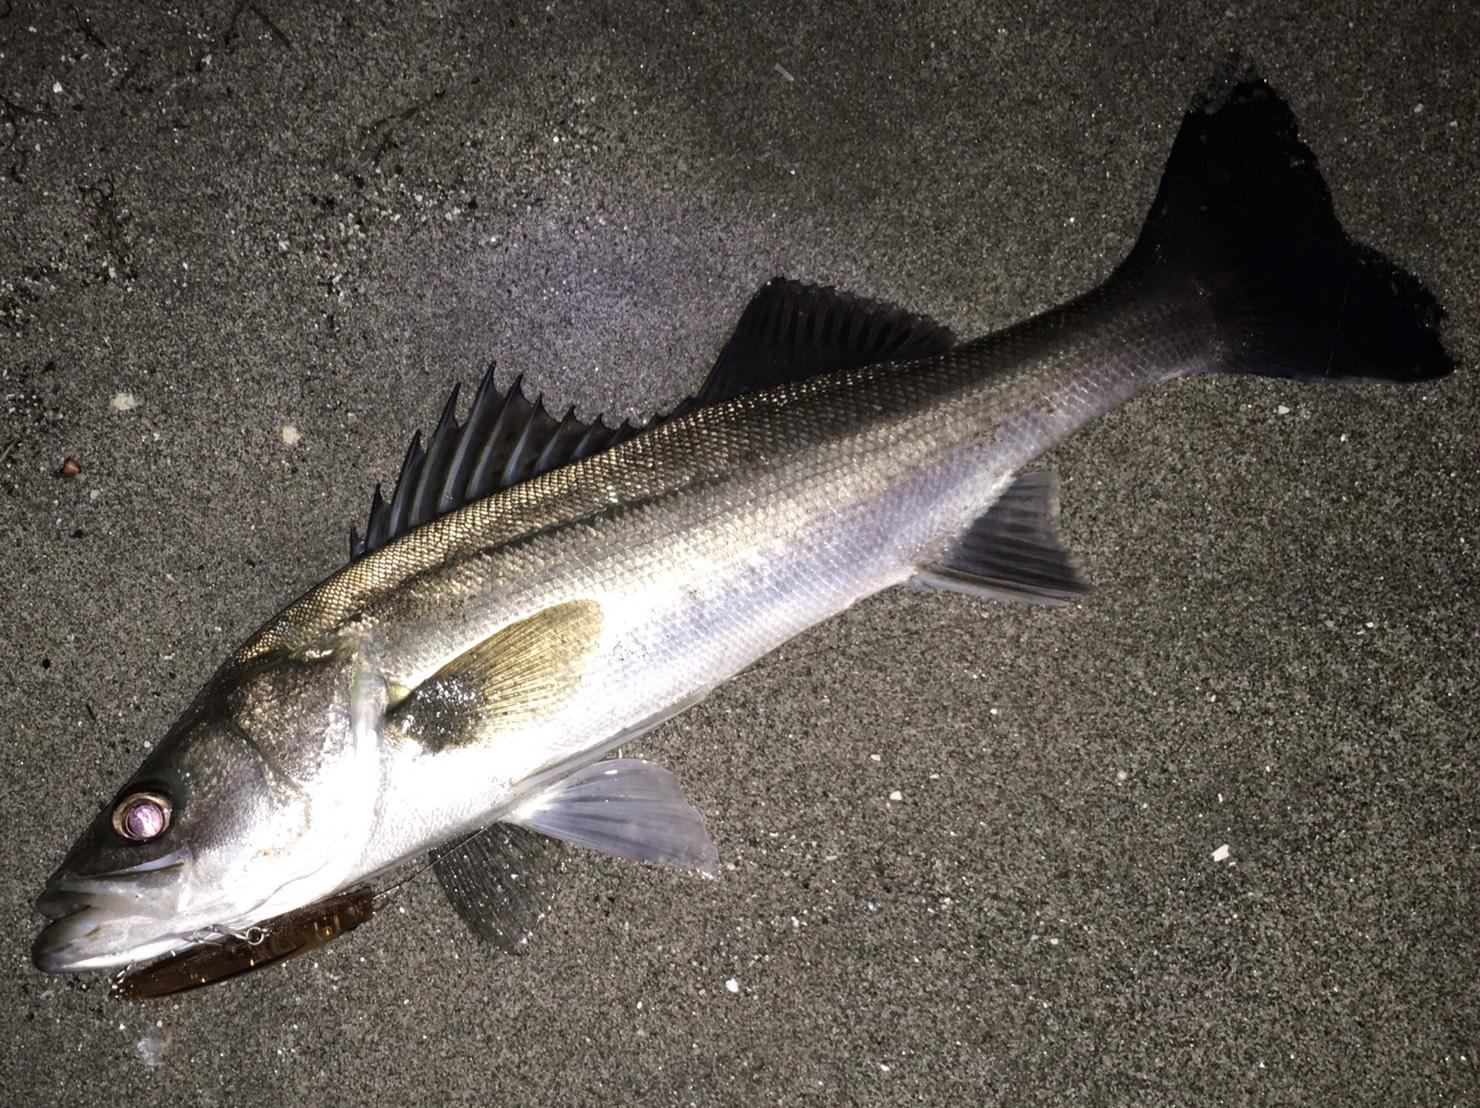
[32,74,1453,993]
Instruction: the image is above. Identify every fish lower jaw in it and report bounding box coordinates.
[32,919,192,974]
[32,894,239,975]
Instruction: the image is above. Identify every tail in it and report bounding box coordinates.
[1122,73,1454,383]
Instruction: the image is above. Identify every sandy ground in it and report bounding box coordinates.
[2,1,1476,1104]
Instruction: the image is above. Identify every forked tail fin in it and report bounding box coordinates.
[1123,75,1454,384]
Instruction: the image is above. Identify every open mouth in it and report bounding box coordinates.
[32,855,190,973]
[35,889,92,923]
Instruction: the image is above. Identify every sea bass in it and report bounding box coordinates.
[33,77,1452,992]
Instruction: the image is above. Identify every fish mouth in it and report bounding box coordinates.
[32,855,191,973]
[35,888,92,923]
[32,904,190,974]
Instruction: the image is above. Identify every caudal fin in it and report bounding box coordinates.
[1124,74,1453,384]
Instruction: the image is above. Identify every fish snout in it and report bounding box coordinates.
[35,886,91,922]
[32,864,189,973]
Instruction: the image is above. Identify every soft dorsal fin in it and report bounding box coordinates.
[385,600,604,752]
[686,277,956,410]
[350,279,956,561]
[912,471,1090,606]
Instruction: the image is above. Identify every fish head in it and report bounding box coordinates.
[34,649,385,973]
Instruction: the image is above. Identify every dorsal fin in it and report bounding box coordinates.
[350,368,639,560]
[686,277,956,410]
[350,279,956,562]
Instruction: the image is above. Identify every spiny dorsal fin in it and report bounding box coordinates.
[913,471,1090,606]
[386,600,604,752]
[350,279,955,561]
[350,368,639,560]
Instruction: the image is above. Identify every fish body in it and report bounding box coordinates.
[33,77,1453,986]
[330,274,1196,878]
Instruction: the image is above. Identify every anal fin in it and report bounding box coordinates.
[913,471,1089,606]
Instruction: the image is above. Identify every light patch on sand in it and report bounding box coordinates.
[110,392,140,412]
[135,1028,166,1068]
[280,423,302,446]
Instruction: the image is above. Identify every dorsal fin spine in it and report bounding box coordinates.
[385,432,424,539]
[363,483,388,552]
[441,363,499,510]
[499,391,545,489]
[466,374,525,499]
[408,386,462,528]
[533,407,581,475]
[571,419,608,460]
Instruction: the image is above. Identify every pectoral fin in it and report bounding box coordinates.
[388,600,603,752]
[509,759,720,876]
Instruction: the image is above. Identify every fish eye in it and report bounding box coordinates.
[111,790,173,842]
